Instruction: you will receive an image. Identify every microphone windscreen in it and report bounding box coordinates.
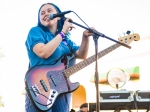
[49,14,54,20]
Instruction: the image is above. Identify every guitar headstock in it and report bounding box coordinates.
[118,31,140,45]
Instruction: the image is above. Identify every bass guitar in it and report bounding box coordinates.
[25,33,140,111]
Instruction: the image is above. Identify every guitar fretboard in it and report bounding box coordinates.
[63,43,121,78]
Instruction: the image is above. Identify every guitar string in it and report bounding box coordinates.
[34,46,115,90]
[34,65,77,88]
[34,57,96,91]
[35,49,106,89]
[29,78,67,93]
[34,44,130,91]
[31,45,118,91]
[32,72,70,91]
[35,70,63,86]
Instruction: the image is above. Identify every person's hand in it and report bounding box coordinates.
[62,18,75,34]
[83,27,95,38]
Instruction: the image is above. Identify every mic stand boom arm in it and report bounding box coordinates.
[62,17,131,49]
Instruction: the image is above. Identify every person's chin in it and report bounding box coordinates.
[43,23,49,27]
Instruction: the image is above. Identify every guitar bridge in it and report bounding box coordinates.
[31,84,41,96]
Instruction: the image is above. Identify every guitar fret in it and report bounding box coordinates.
[80,62,85,68]
[64,43,127,78]
[103,50,107,55]
[68,68,73,75]
[65,69,70,77]
[66,59,92,77]
[76,63,81,70]
[75,64,80,71]
[107,47,113,53]
[72,67,76,74]
[78,63,82,69]
[113,44,116,48]
[101,51,105,56]
[98,51,104,58]
[87,60,90,65]
[106,47,111,52]
[88,57,93,64]
[72,66,76,73]
[75,66,79,72]
[108,47,112,52]
[79,62,84,69]
[84,60,88,66]
[114,44,119,48]
[80,62,84,68]
[62,71,66,77]
[105,49,109,54]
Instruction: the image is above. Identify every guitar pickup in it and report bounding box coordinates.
[40,80,48,92]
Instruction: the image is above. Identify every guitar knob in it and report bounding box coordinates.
[126,30,131,35]
[51,94,54,98]
[53,90,56,94]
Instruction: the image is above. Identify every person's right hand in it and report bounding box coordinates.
[83,27,95,38]
[62,18,75,34]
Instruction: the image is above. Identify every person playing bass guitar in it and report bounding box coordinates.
[25,2,95,112]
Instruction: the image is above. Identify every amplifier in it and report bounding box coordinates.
[134,90,150,110]
[135,90,150,102]
[100,90,134,102]
[89,90,150,112]
[89,90,135,111]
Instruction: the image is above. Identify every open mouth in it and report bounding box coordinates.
[43,17,49,21]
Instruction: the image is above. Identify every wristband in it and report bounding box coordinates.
[59,32,65,40]
[61,30,66,35]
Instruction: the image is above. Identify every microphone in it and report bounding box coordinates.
[49,10,72,20]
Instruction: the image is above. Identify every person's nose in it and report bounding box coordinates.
[45,11,50,16]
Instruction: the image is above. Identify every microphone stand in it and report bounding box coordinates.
[61,17,131,112]
[93,34,100,112]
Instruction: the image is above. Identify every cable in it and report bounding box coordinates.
[71,11,91,29]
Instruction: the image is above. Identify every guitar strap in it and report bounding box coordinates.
[67,44,75,55]
[63,43,75,110]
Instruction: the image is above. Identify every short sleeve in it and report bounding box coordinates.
[26,27,45,51]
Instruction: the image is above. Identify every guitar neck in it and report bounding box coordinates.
[63,43,121,78]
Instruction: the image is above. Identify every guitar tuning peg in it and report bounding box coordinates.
[126,30,131,35]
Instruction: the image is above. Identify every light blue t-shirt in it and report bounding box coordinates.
[25,26,79,68]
